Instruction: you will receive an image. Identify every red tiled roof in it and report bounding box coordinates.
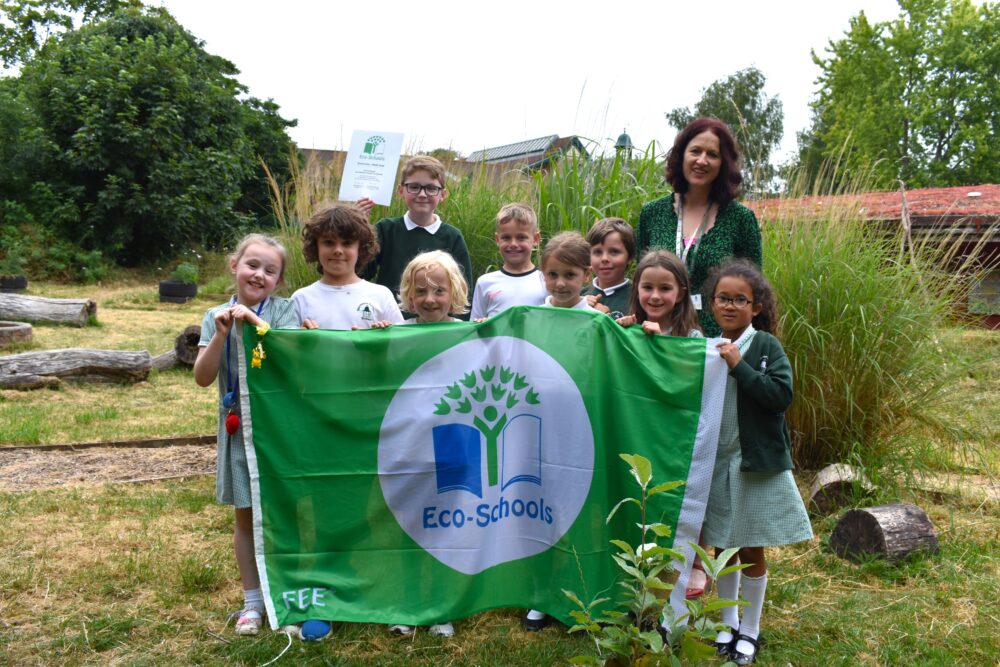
[749,184,1000,225]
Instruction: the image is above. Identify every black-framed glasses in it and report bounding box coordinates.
[714,295,754,308]
[402,183,444,196]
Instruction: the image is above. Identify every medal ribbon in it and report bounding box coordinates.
[223,297,267,434]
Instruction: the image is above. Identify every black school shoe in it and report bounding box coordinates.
[731,633,761,665]
[521,612,550,631]
[714,627,739,658]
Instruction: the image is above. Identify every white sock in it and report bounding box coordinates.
[735,572,768,656]
[244,587,264,611]
[526,609,546,621]
[715,569,740,642]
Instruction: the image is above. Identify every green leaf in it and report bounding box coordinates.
[500,366,513,383]
[513,373,528,390]
[506,394,519,409]
[480,365,495,382]
[433,399,451,415]
[461,371,477,388]
[444,382,462,399]
[606,496,640,523]
[490,383,506,400]
[649,480,685,496]
[471,386,487,402]
[609,539,633,554]
[456,398,472,414]
[561,588,584,607]
[620,453,652,488]
[648,523,673,538]
[525,389,540,404]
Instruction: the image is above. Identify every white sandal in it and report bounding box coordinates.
[234,607,263,636]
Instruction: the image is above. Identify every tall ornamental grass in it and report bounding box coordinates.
[534,142,671,236]
[765,168,985,470]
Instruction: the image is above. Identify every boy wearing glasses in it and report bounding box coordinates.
[363,155,473,305]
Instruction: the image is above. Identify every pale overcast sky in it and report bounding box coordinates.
[155,0,904,161]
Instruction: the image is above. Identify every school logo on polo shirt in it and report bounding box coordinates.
[377,336,594,574]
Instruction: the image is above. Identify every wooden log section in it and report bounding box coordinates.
[808,463,876,514]
[0,348,151,389]
[0,293,97,327]
[830,502,939,563]
[174,324,201,366]
[0,321,32,346]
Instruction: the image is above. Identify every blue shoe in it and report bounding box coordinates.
[300,619,331,641]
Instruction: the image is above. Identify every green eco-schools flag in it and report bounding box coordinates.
[238,306,728,629]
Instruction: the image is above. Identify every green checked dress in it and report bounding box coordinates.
[199,296,301,509]
[702,329,813,548]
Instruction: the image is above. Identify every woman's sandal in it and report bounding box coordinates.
[685,560,711,599]
[732,633,761,666]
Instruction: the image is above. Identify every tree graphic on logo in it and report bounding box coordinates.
[363,135,385,155]
[434,366,539,488]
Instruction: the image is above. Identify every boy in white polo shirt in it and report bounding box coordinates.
[470,203,547,320]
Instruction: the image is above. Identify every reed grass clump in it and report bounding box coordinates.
[765,169,983,470]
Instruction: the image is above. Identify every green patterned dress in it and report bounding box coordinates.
[636,193,762,336]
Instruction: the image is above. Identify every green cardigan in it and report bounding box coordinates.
[636,193,762,336]
[730,331,795,472]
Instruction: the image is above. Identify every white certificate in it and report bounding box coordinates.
[338,130,405,206]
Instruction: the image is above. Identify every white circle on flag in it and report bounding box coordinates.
[378,336,594,574]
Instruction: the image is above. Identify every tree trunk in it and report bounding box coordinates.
[174,325,201,366]
[807,463,875,514]
[830,502,939,563]
[0,348,151,387]
[0,293,97,327]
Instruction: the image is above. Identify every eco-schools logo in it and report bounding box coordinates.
[362,135,386,159]
[378,337,594,575]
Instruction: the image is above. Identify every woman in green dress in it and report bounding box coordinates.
[638,118,763,602]
[636,117,762,338]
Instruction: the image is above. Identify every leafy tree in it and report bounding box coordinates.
[5,6,294,263]
[797,0,999,189]
[665,66,784,194]
[0,0,140,67]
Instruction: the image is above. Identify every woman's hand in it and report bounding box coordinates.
[616,314,637,327]
[715,341,742,369]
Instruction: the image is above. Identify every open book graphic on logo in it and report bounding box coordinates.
[432,414,542,497]
[501,414,541,490]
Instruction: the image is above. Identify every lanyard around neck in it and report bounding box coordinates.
[224,296,267,400]
[675,194,714,266]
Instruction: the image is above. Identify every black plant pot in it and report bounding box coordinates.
[159,280,198,303]
[0,275,27,293]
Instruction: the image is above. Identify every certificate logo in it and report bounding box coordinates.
[378,337,594,575]
[363,135,386,156]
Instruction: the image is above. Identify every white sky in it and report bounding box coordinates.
[154,0,904,162]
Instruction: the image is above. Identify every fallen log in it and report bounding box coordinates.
[174,325,201,366]
[808,463,875,514]
[830,502,939,563]
[151,349,178,371]
[0,348,151,386]
[0,293,97,327]
[0,321,32,347]
[0,373,60,390]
